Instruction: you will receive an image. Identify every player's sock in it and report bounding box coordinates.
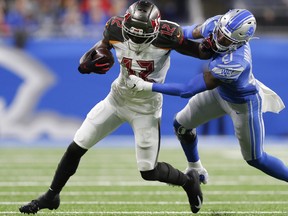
[50,141,87,194]
[180,134,199,163]
[188,160,204,169]
[140,162,188,186]
[173,120,199,163]
[186,160,209,184]
[45,188,59,200]
[247,152,288,182]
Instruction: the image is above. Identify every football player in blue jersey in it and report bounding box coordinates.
[127,9,287,185]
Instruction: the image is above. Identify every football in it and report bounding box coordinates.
[78,47,115,74]
[92,47,115,71]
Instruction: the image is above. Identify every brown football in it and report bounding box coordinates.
[92,47,115,69]
[78,47,115,74]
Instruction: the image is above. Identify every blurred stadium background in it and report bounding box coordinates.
[0,0,287,143]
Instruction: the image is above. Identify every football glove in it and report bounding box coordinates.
[78,49,113,74]
[127,75,153,92]
[200,34,213,54]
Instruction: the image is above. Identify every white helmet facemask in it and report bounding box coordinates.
[122,26,158,53]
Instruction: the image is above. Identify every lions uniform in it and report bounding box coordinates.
[178,13,285,165]
[74,16,184,171]
[128,9,287,183]
[178,15,264,161]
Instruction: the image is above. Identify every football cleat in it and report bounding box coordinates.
[185,167,209,184]
[19,193,60,214]
[182,169,203,213]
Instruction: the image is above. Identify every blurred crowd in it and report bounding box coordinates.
[0,0,191,47]
[0,0,128,41]
[0,0,288,48]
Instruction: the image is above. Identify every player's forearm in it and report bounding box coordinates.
[182,24,202,40]
[176,39,212,59]
[93,38,112,50]
[152,73,207,98]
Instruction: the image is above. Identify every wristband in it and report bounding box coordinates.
[143,82,153,91]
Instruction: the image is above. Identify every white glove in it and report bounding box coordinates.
[126,75,153,92]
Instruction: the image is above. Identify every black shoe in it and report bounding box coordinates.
[19,193,60,214]
[182,169,203,213]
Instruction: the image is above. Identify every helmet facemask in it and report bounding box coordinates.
[122,1,161,53]
[212,24,245,53]
[122,21,159,52]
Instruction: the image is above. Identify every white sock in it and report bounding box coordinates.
[188,160,203,169]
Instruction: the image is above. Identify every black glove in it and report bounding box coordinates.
[78,49,112,74]
[200,34,214,53]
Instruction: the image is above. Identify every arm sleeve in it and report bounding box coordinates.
[182,24,198,40]
[200,15,221,38]
[152,73,207,98]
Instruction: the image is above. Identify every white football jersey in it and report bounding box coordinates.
[104,16,184,113]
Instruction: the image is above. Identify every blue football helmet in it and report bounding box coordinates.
[212,9,257,53]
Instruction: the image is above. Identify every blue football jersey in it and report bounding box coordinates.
[184,16,259,103]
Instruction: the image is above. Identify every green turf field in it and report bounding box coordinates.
[1,141,288,215]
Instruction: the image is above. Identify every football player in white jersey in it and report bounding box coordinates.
[127,9,287,186]
[19,1,213,214]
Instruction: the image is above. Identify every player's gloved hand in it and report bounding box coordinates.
[78,50,112,74]
[200,34,214,54]
[185,167,209,184]
[127,75,153,92]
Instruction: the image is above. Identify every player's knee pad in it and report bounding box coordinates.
[135,127,154,148]
[137,160,154,172]
[173,119,197,145]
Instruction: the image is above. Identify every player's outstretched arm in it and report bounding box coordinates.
[177,22,215,59]
[128,72,220,98]
[175,38,213,59]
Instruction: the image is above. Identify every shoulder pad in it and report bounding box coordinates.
[104,16,124,42]
[153,20,183,49]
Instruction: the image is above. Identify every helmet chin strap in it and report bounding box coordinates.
[212,41,244,54]
[125,34,158,54]
[212,31,246,54]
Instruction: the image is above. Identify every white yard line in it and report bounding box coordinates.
[1,190,288,196]
[0,180,286,186]
[3,201,288,205]
[0,211,288,215]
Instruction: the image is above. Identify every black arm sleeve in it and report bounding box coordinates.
[175,39,213,59]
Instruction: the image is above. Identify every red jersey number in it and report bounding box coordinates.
[121,57,154,81]
[160,24,176,36]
